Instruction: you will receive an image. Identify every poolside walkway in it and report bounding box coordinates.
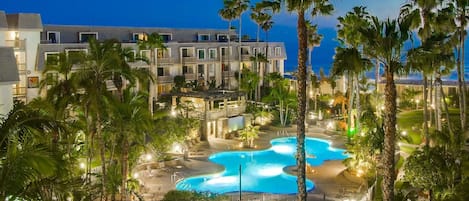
[134,124,365,201]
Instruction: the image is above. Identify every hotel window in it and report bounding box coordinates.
[65,49,87,64]
[159,33,172,42]
[241,47,250,55]
[79,32,98,43]
[44,52,60,66]
[157,67,169,76]
[221,47,231,56]
[222,63,229,72]
[47,31,60,43]
[208,48,217,59]
[132,33,147,41]
[217,34,228,41]
[197,49,205,60]
[198,34,210,41]
[157,48,171,58]
[45,73,59,86]
[140,50,151,61]
[182,48,194,57]
[197,64,205,76]
[125,50,137,61]
[275,47,281,56]
[183,65,194,74]
[208,64,215,77]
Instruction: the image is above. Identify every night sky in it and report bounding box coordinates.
[1,0,404,73]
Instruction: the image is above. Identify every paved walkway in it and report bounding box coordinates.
[133,124,365,201]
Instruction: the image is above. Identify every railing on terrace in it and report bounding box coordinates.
[181,56,196,63]
[17,63,27,74]
[5,40,26,49]
[184,74,196,81]
[13,87,27,97]
[157,76,173,83]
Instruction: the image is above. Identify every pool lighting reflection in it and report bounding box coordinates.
[257,166,283,177]
[271,144,295,154]
[206,176,237,185]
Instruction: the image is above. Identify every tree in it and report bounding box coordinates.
[0,101,60,200]
[239,125,260,147]
[360,17,410,201]
[263,72,297,127]
[108,89,152,200]
[75,38,132,200]
[281,1,334,199]
[239,68,260,100]
[138,32,165,114]
[331,47,372,139]
[219,0,237,89]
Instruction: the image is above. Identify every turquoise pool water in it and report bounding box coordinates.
[176,137,348,194]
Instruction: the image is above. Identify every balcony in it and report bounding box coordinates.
[206,104,246,120]
[184,74,196,81]
[5,40,26,50]
[223,71,235,77]
[157,76,173,83]
[181,56,196,63]
[157,57,175,64]
[13,87,27,97]
[242,54,252,61]
[17,63,27,74]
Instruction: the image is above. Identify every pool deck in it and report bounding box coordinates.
[135,124,366,201]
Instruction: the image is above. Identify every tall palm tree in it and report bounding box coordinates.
[306,21,322,71]
[137,32,165,114]
[232,0,250,90]
[360,17,410,201]
[452,0,468,132]
[331,47,372,139]
[219,0,237,89]
[108,89,152,200]
[263,72,297,127]
[282,0,333,200]
[336,6,371,138]
[75,38,131,200]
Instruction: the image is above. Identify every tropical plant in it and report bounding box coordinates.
[263,73,297,127]
[360,16,411,201]
[281,0,334,199]
[239,125,260,147]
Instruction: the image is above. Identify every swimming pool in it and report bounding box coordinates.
[176,137,348,194]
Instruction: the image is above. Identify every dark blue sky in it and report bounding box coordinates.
[1,0,404,73]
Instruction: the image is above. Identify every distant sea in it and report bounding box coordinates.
[277,28,469,81]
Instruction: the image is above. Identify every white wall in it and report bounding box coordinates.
[0,83,14,116]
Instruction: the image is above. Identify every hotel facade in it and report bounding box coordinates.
[0,11,287,117]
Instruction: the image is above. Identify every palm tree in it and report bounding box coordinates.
[75,38,133,200]
[137,32,165,114]
[263,72,297,127]
[360,16,410,201]
[451,0,468,132]
[219,0,237,89]
[108,89,152,200]
[331,47,372,139]
[0,101,60,200]
[281,1,333,199]
[232,0,250,90]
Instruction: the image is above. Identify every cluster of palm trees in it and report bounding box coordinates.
[326,1,468,200]
[0,37,199,200]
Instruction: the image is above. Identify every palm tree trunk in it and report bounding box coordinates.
[375,59,380,92]
[238,16,243,90]
[423,75,429,147]
[355,74,361,136]
[97,114,107,201]
[225,21,232,90]
[255,24,260,101]
[347,72,354,140]
[296,9,308,201]
[121,138,129,201]
[382,65,397,201]
[439,78,454,135]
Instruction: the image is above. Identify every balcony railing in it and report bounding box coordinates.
[206,105,246,120]
[13,87,27,97]
[17,63,27,74]
[184,74,196,80]
[223,71,235,77]
[5,40,26,49]
[157,76,173,83]
[157,57,175,64]
[181,56,196,63]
